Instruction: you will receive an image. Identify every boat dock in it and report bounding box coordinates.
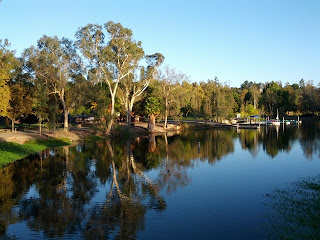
[232,124,261,129]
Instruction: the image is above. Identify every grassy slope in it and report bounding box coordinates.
[0,138,71,167]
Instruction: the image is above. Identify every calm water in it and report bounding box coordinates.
[1,124,320,239]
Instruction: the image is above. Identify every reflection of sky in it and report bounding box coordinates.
[7,222,44,240]
[3,127,320,240]
[23,184,40,200]
[139,133,320,240]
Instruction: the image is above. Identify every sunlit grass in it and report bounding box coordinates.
[0,138,71,167]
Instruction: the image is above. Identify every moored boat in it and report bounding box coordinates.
[280,119,291,124]
[267,119,281,125]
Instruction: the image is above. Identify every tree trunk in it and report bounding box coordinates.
[60,95,69,132]
[126,97,136,126]
[63,108,69,132]
[126,101,134,127]
[126,102,130,126]
[106,118,114,135]
[5,117,10,128]
[164,98,168,128]
[11,117,15,132]
[148,114,156,132]
[106,94,115,135]
[39,115,42,138]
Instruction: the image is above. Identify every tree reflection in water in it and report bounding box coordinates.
[1,125,320,239]
[237,125,319,159]
[299,124,320,159]
[83,139,166,239]
[264,174,320,240]
[19,146,97,238]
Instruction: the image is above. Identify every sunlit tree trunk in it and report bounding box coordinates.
[164,97,168,128]
[126,102,130,126]
[39,115,42,138]
[58,91,69,132]
[106,93,115,135]
[63,108,69,132]
[127,100,134,126]
[148,114,156,132]
[106,115,114,135]
[11,116,15,132]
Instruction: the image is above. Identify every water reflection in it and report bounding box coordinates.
[264,174,320,239]
[0,124,320,239]
[299,124,320,159]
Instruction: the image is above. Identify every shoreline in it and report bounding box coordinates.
[0,120,270,166]
[0,122,182,166]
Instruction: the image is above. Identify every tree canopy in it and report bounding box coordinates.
[1,20,320,133]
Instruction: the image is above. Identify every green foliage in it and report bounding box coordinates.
[33,82,49,120]
[180,101,193,118]
[23,35,81,131]
[0,39,19,117]
[76,21,164,132]
[0,79,10,117]
[1,22,320,127]
[211,84,235,121]
[261,81,280,116]
[7,82,33,131]
[47,95,60,130]
[240,104,259,117]
[145,97,161,115]
[0,138,71,166]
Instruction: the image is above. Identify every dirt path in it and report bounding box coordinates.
[0,127,92,144]
[0,123,181,144]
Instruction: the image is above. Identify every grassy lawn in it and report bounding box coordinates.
[0,138,71,167]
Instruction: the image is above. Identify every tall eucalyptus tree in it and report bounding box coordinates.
[76,21,149,134]
[118,53,164,126]
[156,65,187,127]
[23,36,81,132]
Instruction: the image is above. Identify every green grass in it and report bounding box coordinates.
[0,138,71,167]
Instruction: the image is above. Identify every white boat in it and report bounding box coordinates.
[267,109,281,125]
[267,119,281,125]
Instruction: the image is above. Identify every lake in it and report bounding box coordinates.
[1,124,320,239]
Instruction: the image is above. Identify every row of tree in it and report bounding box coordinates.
[0,21,164,133]
[1,21,320,134]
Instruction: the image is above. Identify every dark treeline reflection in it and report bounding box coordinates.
[0,125,320,239]
[238,124,320,159]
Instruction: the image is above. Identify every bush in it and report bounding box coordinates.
[111,125,133,138]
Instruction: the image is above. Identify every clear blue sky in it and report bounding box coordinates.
[1,0,319,87]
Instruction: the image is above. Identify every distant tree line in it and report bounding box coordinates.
[0,21,319,133]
